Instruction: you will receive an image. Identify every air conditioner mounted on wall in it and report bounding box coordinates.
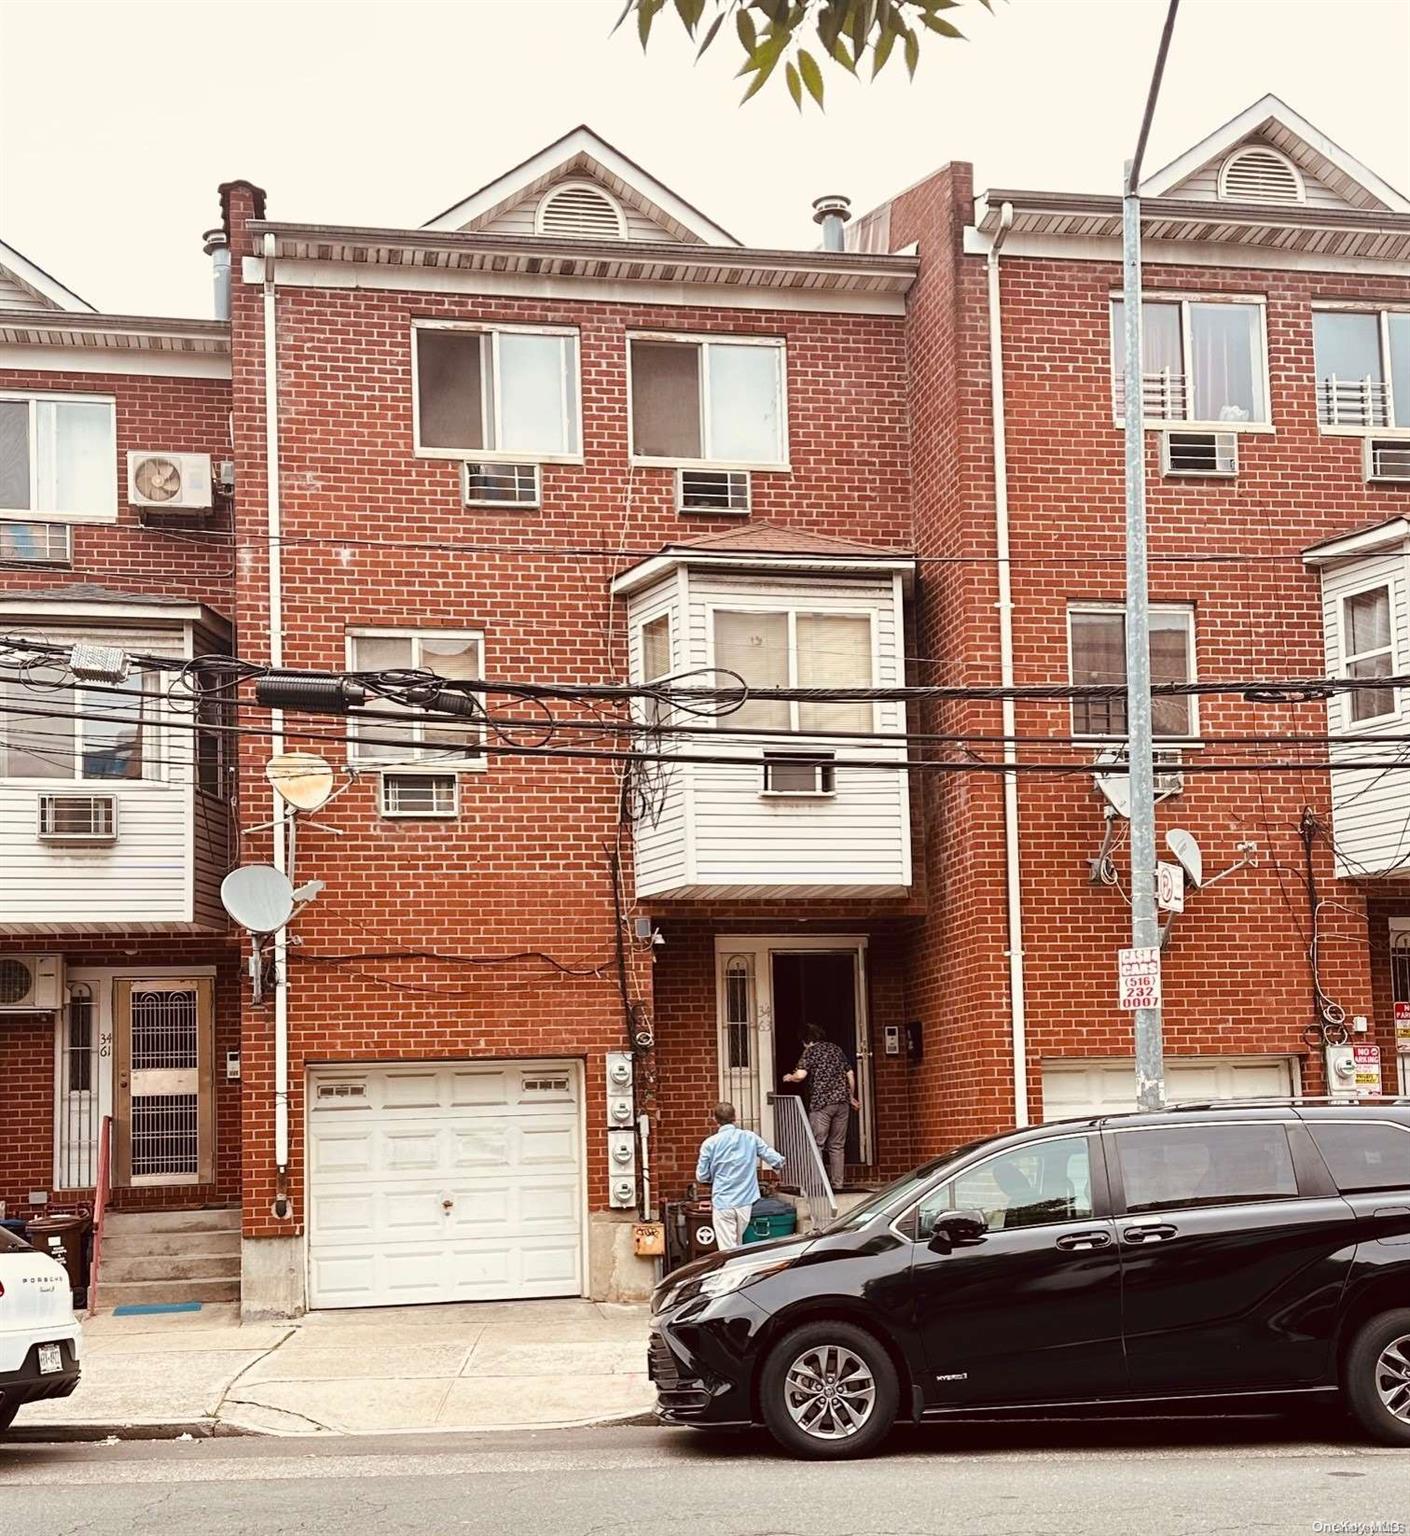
[127,451,214,511]
[0,954,65,1013]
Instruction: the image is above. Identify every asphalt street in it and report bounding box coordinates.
[2,1414,1407,1536]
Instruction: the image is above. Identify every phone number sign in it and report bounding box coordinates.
[1118,947,1162,1011]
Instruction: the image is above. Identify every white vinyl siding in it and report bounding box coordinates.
[474,189,676,244]
[0,393,117,524]
[1169,149,1348,210]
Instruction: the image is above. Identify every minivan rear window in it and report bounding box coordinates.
[1309,1121,1410,1194]
[1116,1123,1298,1214]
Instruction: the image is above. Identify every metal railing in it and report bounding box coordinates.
[1114,369,1188,422]
[86,1114,113,1318]
[767,1092,836,1229]
[1317,376,1390,428]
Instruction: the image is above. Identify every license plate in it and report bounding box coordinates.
[37,1343,63,1375]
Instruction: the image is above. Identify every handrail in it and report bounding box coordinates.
[766,1092,837,1229]
[86,1114,113,1317]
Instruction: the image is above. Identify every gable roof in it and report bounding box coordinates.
[0,237,94,313]
[666,521,906,558]
[422,125,740,246]
[1140,94,1410,213]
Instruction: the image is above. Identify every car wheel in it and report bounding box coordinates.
[1344,1308,1410,1447]
[758,1321,898,1460]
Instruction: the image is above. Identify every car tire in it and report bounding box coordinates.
[1344,1308,1410,1447]
[758,1320,898,1460]
[0,1400,17,1435]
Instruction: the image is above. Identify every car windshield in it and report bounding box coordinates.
[820,1137,1000,1233]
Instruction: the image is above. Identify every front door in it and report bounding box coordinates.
[113,978,214,1188]
[910,1132,1126,1407]
[1106,1119,1356,1393]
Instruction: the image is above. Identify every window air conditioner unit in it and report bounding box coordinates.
[677,469,750,514]
[1152,748,1185,798]
[127,452,214,511]
[1160,431,1237,478]
[462,462,540,507]
[0,954,65,1013]
[1365,439,1410,483]
[37,792,118,843]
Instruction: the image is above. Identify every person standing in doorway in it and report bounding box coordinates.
[695,1103,785,1252]
[783,1024,858,1190]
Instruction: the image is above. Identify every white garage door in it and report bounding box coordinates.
[1042,1056,1298,1120]
[307,1060,583,1309]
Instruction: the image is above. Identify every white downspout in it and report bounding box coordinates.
[262,231,292,1212]
[987,203,1029,1129]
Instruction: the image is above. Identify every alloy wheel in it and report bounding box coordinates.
[783,1343,877,1441]
[1375,1333,1410,1422]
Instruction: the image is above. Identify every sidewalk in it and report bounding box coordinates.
[17,1299,654,1438]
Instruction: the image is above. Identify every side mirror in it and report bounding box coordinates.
[927,1209,988,1253]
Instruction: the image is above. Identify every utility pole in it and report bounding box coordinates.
[1122,1,1180,1112]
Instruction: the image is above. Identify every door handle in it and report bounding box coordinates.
[1122,1222,1178,1244]
[1055,1230,1112,1251]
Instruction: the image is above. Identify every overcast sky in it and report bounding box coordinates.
[2,0,1408,318]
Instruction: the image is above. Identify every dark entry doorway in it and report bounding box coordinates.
[770,951,863,1171]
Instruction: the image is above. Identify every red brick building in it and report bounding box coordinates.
[3,101,1409,1317]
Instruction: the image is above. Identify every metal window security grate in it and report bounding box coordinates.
[1367,439,1410,481]
[131,988,198,1072]
[0,521,71,565]
[462,461,540,507]
[1319,377,1390,428]
[677,469,750,514]
[1114,371,1188,422]
[130,1094,199,1179]
[38,793,117,841]
[58,984,98,1188]
[380,772,458,817]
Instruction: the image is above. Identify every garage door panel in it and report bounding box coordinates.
[452,1126,510,1166]
[517,1122,578,1165]
[448,1069,512,1107]
[310,1129,375,1175]
[309,1192,378,1240]
[381,1071,446,1110]
[1042,1056,1296,1120]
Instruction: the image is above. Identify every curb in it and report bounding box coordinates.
[5,1420,249,1444]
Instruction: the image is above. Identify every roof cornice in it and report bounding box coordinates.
[0,309,230,354]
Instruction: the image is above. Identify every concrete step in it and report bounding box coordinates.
[100,1228,241,1260]
[104,1208,240,1235]
[98,1276,240,1308]
[100,1252,242,1284]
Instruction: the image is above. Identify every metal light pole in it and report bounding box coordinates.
[1123,1,1180,1112]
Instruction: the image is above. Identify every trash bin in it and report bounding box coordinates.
[25,1213,91,1299]
[745,1196,797,1244]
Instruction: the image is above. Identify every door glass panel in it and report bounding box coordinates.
[918,1136,1093,1236]
[1116,1124,1297,1214]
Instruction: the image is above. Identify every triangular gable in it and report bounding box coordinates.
[422,125,739,246]
[1140,94,1410,214]
[0,237,94,313]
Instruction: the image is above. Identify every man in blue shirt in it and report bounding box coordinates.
[695,1102,785,1252]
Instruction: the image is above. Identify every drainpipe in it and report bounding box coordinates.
[262,231,292,1217]
[986,202,1029,1129]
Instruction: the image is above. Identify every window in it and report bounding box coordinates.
[0,521,71,565]
[194,676,232,798]
[1116,1124,1298,1214]
[413,326,580,460]
[347,631,484,765]
[637,613,672,729]
[1313,310,1410,429]
[1342,586,1395,725]
[1309,1122,1410,1194]
[915,1136,1093,1238]
[629,336,786,468]
[712,609,873,736]
[379,771,458,817]
[0,395,117,523]
[0,663,153,780]
[762,752,836,795]
[1068,606,1196,739]
[1111,300,1267,426]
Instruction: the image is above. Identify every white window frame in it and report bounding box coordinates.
[1338,579,1398,729]
[1066,602,1200,744]
[1312,303,1410,438]
[0,667,163,784]
[1109,294,1272,433]
[377,770,461,819]
[345,628,487,770]
[627,331,790,473]
[0,391,118,524]
[410,321,583,465]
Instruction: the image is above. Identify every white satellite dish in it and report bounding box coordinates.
[266,752,335,812]
[1092,749,1132,818]
[220,865,295,934]
[1166,828,1204,888]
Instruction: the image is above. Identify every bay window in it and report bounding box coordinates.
[413,325,580,460]
[1313,309,1410,429]
[1342,586,1395,724]
[0,665,153,779]
[0,394,117,523]
[630,336,786,468]
[1068,605,1197,739]
[347,630,484,765]
[712,609,873,735]
[1110,299,1267,427]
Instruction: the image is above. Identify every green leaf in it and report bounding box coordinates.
[919,12,964,37]
[797,47,824,105]
[695,7,727,56]
[903,23,920,76]
[610,0,636,37]
[785,58,803,109]
[736,4,756,50]
[871,19,897,76]
[672,0,706,32]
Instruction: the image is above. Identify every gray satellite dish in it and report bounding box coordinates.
[1166,828,1204,888]
[221,864,295,934]
[1092,748,1132,818]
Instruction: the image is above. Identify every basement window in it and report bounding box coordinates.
[629,335,787,469]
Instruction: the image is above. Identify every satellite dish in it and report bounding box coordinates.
[1092,748,1132,818]
[1166,828,1204,888]
[221,865,295,934]
[266,752,335,812]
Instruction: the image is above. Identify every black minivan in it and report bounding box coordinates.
[649,1101,1410,1458]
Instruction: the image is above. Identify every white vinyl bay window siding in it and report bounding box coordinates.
[629,335,787,470]
[1110,299,1269,428]
[1312,309,1410,431]
[346,631,485,767]
[0,394,117,523]
[412,324,581,461]
[711,609,874,735]
[1068,605,1197,740]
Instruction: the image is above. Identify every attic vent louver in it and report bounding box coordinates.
[536,182,626,241]
[1217,146,1305,206]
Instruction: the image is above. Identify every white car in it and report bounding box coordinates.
[0,1225,81,1433]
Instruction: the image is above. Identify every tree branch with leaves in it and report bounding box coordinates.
[618,0,995,108]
